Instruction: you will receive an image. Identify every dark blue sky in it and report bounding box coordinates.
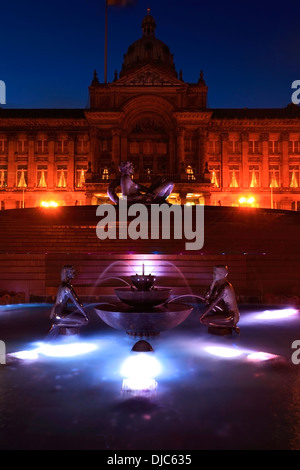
[1,0,299,109]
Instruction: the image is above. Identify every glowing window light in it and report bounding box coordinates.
[204,346,244,358]
[290,170,299,188]
[230,170,239,188]
[17,169,27,188]
[250,169,259,188]
[38,170,47,188]
[211,169,219,188]
[255,308,298,320]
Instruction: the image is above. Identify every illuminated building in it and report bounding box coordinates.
[0,10,300,210]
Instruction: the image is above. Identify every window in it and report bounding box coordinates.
[57,165,67,188]
[209,165,220,188]
[157,142,167,154]
[186,165,196,180]
[101,167,109,181]
[228,140,241,154]
[129,141,139,155]
[0,139,8,154]
[269,140,280,154]
[76,140,88,154]
[99,139,111,153]
[36,139,48,154]
[17,165,28,188]
[0,165,7,188]
[76,165,87,187]
[17,139,28,154]
[289,165,299,188]
[208,140,220,154]
[269,166,280,188]
[57,140,68,154]
[185,137,196,152]
[0,201,5,210]
[37,165,48,188]
[289,141,300,154]
[143,141,153,155]
[229,165,239,188]
[248,140,260,154]
[249,165,260,187]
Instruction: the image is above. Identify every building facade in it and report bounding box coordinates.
[0,10,300,210]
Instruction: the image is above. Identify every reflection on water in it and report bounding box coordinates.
[0,302,300,449]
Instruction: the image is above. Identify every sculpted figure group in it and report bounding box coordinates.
[107,161,174,204]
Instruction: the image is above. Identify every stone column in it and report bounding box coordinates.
[220,133,229,188]
[120,131,128,161]
[7,133,17,188]
[241,132,249,188]
[176,127,185,171]
[89,128,100,174]
[112,128,121,167]
[68,136,75,190]
[197,130,207,178]
[27,133,35,188]
[280,132,289,188]
[168,131,175,173]
[261,133,269,188]
[47,132,56,189]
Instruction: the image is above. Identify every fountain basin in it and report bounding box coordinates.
[115,287,172,308]
[94,301,193,337]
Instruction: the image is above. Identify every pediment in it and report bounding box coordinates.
[113,65,185,87]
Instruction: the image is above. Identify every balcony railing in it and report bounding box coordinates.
[86,172,208,184]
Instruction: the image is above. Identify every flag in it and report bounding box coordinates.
[107,0,137,6]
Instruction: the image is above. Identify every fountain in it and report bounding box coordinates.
[94,264,193,337]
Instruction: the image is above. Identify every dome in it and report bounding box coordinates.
[119,9,177,79]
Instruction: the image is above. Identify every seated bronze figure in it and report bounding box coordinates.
[200,265,240,333]
[49,265,89,331]
[107,161,174,204]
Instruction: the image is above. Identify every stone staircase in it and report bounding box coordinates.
[0,204,299,303]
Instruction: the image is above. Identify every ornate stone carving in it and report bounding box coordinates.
[121,70,175,86]
[132,117,165,134]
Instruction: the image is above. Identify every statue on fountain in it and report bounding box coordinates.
[107,161,174,204]
[49,265,89,334]
[200,265,240,334]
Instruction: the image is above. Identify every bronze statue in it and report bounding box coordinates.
[107,161,174,204]
[49,265,89,333]
[200,265,240,333]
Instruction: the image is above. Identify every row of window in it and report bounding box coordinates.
[0,139,90,154]
[209,165,300,188]
[0,165,88,189]
[2,138,300,157]
[207,140,300,154]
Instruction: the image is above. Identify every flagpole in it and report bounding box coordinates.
[104,0,108,83]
